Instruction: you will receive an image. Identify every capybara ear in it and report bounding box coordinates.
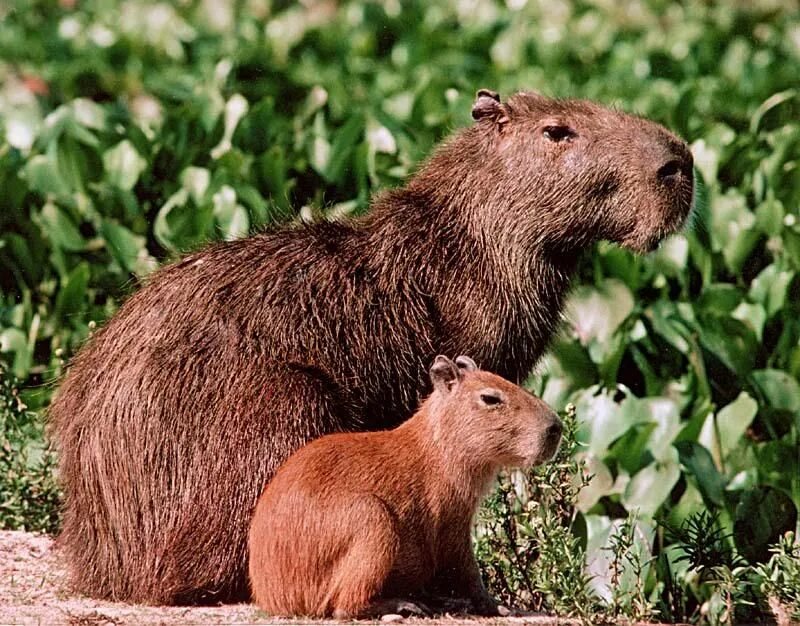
[430,355,460,392]
[471,89,508,125]
[455,355,477,372]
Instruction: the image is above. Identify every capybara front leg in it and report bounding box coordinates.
[431,531,499,616]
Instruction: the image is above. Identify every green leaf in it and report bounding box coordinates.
[749,264,795,318]
[698,392,759,465]
[154,188,213,252]
[38,203,86,252]
[622,456,681,518]
[675,441,727,507]
[212,185,249,241]
[750,89,798,134]
[755,193,785,237]
[324,113,364,183]
[54,262,90,321]
[0,327,30,379]
[103,140,147,191]
[23,154,70,197]
[574,388,636,457]
[750,369,800,413]
[568,278,635,347]
[180,166,211,205]
[709,190,761,274]
[100,220,154,275]
[733,486,798,563]
[697,314,757,376]
[697,284,742,315]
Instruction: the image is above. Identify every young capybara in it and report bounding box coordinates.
[248,355,562,618]
[50,89,694,604]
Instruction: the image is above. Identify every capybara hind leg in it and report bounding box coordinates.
[157,364,358,604]
[325,495,400,618]
[57,359,354,604]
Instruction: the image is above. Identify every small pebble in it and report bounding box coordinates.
[497,604,511,616]
[381,614,404,623]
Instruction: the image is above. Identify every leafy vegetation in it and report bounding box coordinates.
[1,0,798,621]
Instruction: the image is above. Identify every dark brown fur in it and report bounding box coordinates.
[248,355,562,618]
[50,91,694,604]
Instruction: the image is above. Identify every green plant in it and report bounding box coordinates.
[606,512,657,622]
[0,361,61,533]
[754,531,800,623]
[1,1,799,621]
[475,404,600,622]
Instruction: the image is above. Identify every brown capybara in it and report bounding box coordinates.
[248,355,562,618]
[50,89,694,604]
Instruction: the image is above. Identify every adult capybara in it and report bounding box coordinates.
[248,355,562,618]
[50,89,694,604]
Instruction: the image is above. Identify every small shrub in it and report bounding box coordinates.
[754,531,800,623]
[475,404,600,623]
[0,361,61,534]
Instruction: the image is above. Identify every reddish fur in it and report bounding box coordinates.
[49,91,693,604]
[248,356,562,618]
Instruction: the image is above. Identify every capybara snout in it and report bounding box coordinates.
[442,355,562,467]
[524,405,563,464]
[499,396,562,466]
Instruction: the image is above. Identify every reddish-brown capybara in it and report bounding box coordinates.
[50,89,694,604]
[248,355,562,618]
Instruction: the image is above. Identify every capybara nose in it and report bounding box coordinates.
[656,140,693,184]
[545,418,563,443]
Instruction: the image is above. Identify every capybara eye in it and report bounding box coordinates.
[479,392,504,407]
[542,125,576,142]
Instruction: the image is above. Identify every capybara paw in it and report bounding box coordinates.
[391,600,430,617]
[366,598,431,618]
[470,595,501,616]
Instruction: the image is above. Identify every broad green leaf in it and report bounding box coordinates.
[71,98,106,131]
[749,264,795,318]
[38,203,86,252]
[731,302,766,341]
[23,154,70,196]
[211,93,249,159]
[324,113,364,183]
[698,392,759,465]
[180,166,211,205]
[100,220,155,276]
[212,185,249,241]
[154,188,189,251]
[574,388,635,457]
[755,193,785,237]
[750,369,800,413]
[675,441,727,507]
[709,190,761,274]
[733,486,798,563]
[697,314,757,376]
[576,453,614,513]
[622,455,681,518]
[568,278,634,347]
[0,321,35,380]
[54,262,90,320]
[103,140,147,191]
[697,284,742,315]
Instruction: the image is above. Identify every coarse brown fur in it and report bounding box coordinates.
[49,90,694,604]
[248,356,562,618]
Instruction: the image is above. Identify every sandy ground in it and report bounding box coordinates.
[0,531,570,626]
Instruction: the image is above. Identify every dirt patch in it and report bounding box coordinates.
[0,531,568,625]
